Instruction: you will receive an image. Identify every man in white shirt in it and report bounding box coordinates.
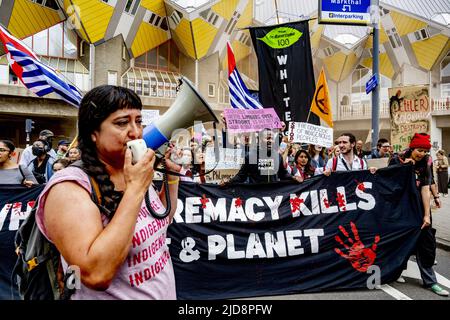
[19,129,57,166]
[323,133,377,175]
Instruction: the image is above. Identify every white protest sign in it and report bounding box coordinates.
[205,147,244,170]
[288,122,333,148]
[141,109,160,126]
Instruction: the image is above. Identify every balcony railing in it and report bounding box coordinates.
[335,101,390,121]
[121,67,180,99]
[335,97,450,121]
[431,97,450,114]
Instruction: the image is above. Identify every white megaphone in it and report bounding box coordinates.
[142,76,219,153]
[127,77,220,220]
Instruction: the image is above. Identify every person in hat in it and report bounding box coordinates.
[56,139,70,160]
[19,129,57,167]
[26,139,54,184]
[388,133,449,296]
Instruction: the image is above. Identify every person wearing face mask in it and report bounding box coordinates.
[55,140,70,160]
[26,139,54,184]
[19,129,57,167]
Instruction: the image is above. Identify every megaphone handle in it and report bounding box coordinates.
[145,158,171,220]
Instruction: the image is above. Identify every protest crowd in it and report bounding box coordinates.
[1,0,449,302]
[1,100,449,299]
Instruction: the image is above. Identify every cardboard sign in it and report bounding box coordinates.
[389,86,431,153]
[205,169,239,184]
[224,108,281,133]
[287,122,333,147]
[366,158,389,169]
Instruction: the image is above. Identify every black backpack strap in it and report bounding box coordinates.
[88,176,102,207]
[69,161,110,215]
[18,165,26,183]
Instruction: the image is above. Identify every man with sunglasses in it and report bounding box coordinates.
[368,138,391,159]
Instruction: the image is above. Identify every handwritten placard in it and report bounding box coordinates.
[288,122,333,147]
[223,108,281,133]
[388,85,430,153]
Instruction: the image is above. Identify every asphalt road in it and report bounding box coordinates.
[241,248,450,300]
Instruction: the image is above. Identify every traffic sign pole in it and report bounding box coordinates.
[371,0,380,151]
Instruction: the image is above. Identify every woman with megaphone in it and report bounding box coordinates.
[35,85,180,299]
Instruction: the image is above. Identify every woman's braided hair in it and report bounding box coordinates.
[77,85,142,218]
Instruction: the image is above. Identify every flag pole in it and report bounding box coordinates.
[274,0,280,24]
[305,108,312,123]
[306,67,322,124]
[67,134,78,151]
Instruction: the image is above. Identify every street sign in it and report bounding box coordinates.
[319,0,371,26]
[365,74,378,94]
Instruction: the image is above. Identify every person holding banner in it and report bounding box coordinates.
[0,140,37,186]
[389,133,449,296]
[226,129,294,184]
[0,140,38,299]
[35,85,179,299]
[323,133,377,174]
[291,150,316,183]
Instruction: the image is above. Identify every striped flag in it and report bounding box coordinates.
[227,42,262,109]
[0,25,82,107]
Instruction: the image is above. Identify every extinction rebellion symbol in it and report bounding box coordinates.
[314,84,329,115]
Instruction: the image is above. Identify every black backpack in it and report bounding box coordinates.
[12,167,103,300]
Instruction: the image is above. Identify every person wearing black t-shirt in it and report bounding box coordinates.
[389,133,449,296]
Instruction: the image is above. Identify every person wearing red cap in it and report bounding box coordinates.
[389,133,449,296]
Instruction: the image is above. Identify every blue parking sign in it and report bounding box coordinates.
[319,0,372,25]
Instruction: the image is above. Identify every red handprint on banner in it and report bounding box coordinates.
[334,221,380,272]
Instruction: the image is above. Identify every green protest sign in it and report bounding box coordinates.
[257,27,302,49]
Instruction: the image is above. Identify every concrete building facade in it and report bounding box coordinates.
[0,0,449,154]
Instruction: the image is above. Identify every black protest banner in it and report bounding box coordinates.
[249,20,320,124]
[167,165,422,300]
[0,184,44,299]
